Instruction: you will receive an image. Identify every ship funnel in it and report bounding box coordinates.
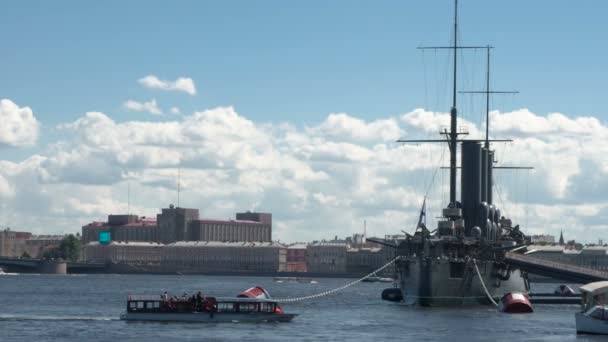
[461,141,482,235]
[481,148,489,203]
[487,150,494,204]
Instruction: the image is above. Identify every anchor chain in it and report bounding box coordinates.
[472,259,498,306]
[274,256,401,303]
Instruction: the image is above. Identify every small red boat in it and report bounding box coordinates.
[499,292,533,313]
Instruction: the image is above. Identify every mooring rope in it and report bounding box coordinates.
[274,256,401,303]
[472,259,498,306]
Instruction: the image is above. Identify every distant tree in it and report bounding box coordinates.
[21,251,31,259]
[43,234,81,262]
[59,234,81,262]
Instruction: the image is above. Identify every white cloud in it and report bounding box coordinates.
[0,99,40,147]
[123,99,163,115]
[170,107,181,115]
[138,75,197,95]
[1,106,607,244]
[308,112,401,142]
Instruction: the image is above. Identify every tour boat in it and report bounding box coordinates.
[575,281,608,334]
[120,287,297,323]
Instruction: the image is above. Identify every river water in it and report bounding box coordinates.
[0,274,602,342]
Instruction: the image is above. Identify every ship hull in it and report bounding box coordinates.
[396,258,528,306]
[120,311,297,323]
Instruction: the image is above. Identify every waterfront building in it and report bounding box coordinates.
[0,229,64,258]
[286,243,307,272]
[188,217,271,242]
[22,235,64,258]
[306,241,348,273]
[82,207,272,244]
[157,205,200,243]
[83,241,163,264]
[161,241,286,272]
[530,234,556,244]
[81,215,159,244]
[0,229,32,257]
[346,245,394,275]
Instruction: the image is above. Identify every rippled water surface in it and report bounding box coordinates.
[0,274,603,341]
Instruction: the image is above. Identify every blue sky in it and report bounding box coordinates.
[2,1,607,128]
[0,1,607,241]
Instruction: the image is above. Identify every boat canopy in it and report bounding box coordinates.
[580,282,608,296]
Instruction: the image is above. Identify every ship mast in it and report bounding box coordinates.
[397,1,493,209]
[461,47,518,150]
[449,0,458,205]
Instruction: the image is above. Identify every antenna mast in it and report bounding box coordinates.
[404,0,486,206]
[177,163,181,208]
[460,46,518,149]
[127,180,130,215]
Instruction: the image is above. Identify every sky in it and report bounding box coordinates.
[0,0,607,243]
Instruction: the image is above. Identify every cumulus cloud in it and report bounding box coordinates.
[123,99,163,115]
[0,99,40,147]
[138,75,196,95]
[1,106,607,243]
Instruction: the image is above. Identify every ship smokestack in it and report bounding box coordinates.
[480,148,489,203]
[461,141,482,235]
[487,150,494,204]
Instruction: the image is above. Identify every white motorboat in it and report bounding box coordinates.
[575,281,608,334]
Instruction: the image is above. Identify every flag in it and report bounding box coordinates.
[417,197,427,229]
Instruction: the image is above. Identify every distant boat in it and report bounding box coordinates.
[554,285,576,296]
[362,273,394,283]
[273,277,317,284]
[575,281,608,334]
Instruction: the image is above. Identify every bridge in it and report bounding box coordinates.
[505,252,608,284]
[0,257,107,274]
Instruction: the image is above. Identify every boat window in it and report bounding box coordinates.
[137,301,144,309]
[260,303,275,312]
[129,302,137,309]
[146,302,154,309]
[217,303,236,312]
[238,303,258,312]
[153,301,160,309]
[449,262,465,278]
[590,307,603,319]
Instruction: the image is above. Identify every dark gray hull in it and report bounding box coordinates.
[397,258,528,306]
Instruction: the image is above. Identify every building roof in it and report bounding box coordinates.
[194,218,263,225]
[86,241,164,247]
[581,246,608,254]
[123,220,157,227]
[167,241,284,248]
[526,245,565,252]
[347,247,382,253]
[287,243,308,249]
[309,241,348,247]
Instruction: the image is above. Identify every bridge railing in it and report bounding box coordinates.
[506,252,608,280]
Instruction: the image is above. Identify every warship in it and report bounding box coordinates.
[373,0,531,306]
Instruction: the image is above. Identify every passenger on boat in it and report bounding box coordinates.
[162,291,168,300]
[196,291,203,311]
